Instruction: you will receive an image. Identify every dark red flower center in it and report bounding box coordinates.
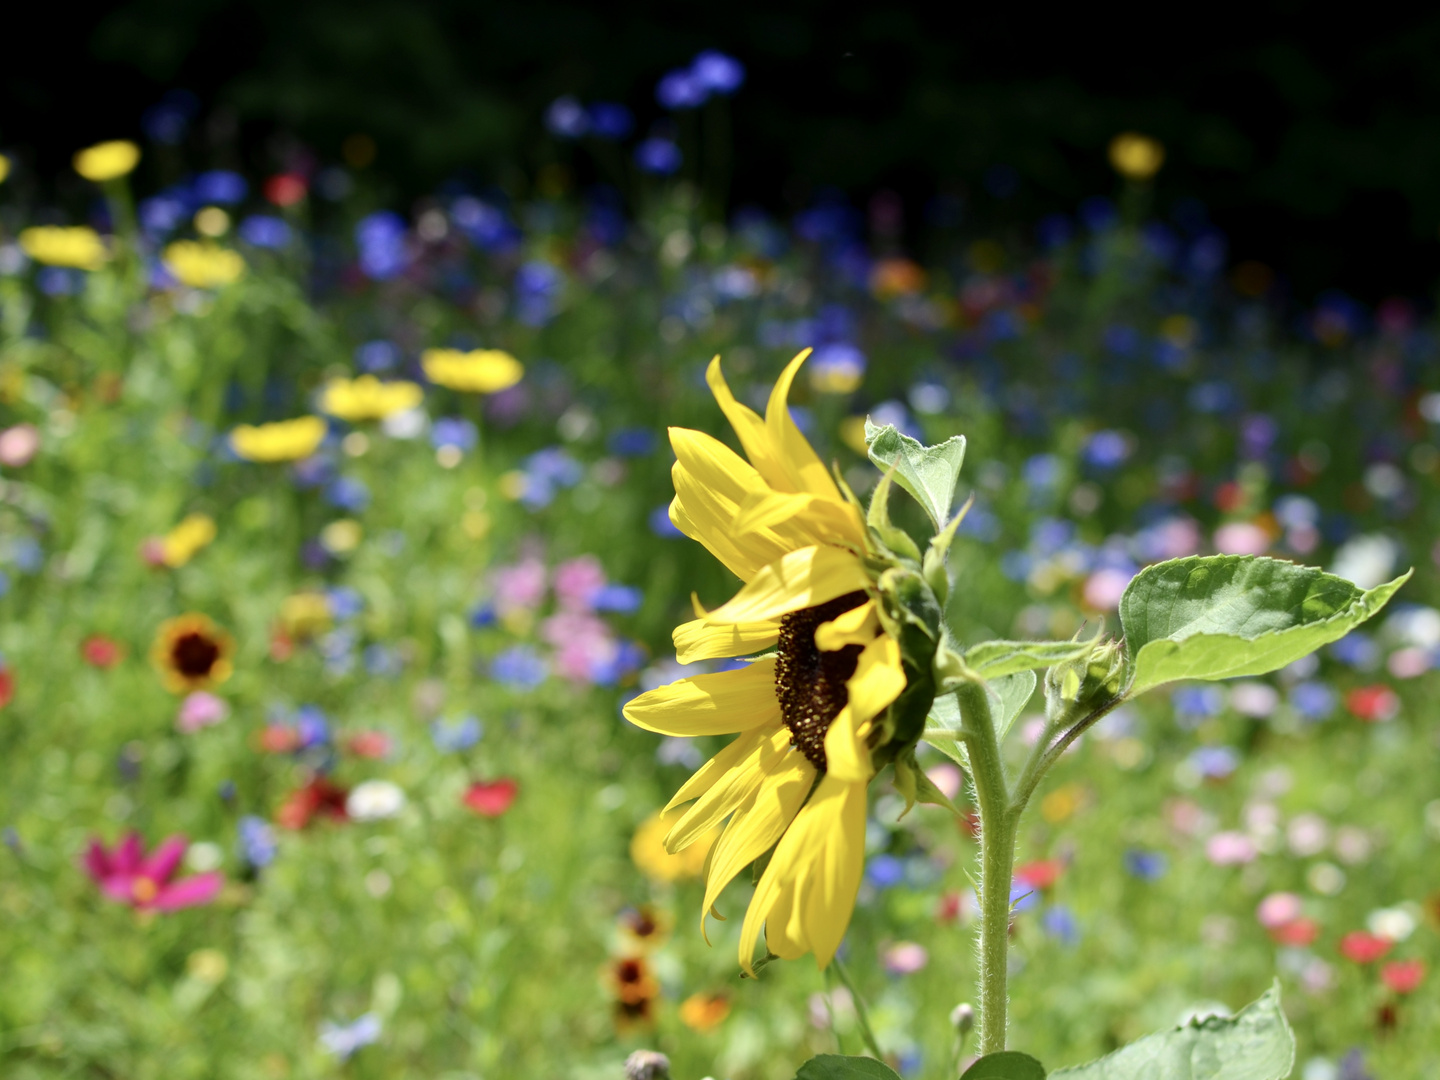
[172,631,220,678]
[775,591,868,771]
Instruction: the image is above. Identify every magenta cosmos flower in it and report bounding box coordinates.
[82,832,223,911]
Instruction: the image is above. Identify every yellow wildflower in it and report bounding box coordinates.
[0,155,10,184]
[19,226,108,270]
[421,348,524,394]
[152,613,234,693]
[73,140,141,182]
[230,417,327,463]
[1108,133,1165,181]
[319,375,423,421]
[279,592,332,639]
[623,350,909,974]
[163,241,245,289]
[630,808,717,883]
[162,514,217,568]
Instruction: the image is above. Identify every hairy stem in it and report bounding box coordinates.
[955,681,1014,1055]
[1010,695,1126,814]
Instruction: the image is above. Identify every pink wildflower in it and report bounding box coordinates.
[553,555,607,611]
[492,556,547,614]
[1206,830,1258,866]
[176,691,229,733]
[82,832,223,912]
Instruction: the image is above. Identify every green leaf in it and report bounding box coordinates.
[1050,982,1294,1080]
[924,671,1035,767]
[961,1051,1047,1080]
[796,1054,902,1080]
[1120,556,1410,696]
[963,639,1093,679]
[865,420,966,529]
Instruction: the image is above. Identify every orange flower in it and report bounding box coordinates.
[679,991,731,1032]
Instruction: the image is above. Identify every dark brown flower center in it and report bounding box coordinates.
[775,590,868,771]
[172,631,220,678]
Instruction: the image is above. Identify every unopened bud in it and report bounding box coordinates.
[624,1049,672,1080]
[949,1003,975,1034]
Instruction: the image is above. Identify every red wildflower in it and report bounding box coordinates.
[82,832,222,912]
[264,174,307,207]
[935,891,971,924]
[1269,917,1320,947]
[258,725,302,754]
[1015,859,1064,891]
[276,778,349,830]
[462,778,518,818]
[1340,930,1392,964]
[1381,959,1425,995]
[346,731,392,759]
[82,635,124,668]
[0,667,12,709]
[1346,685,1399,722]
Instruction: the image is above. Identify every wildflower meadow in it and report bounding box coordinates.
[1,53,1438,1080]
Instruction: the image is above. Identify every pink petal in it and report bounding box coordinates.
[82,839,113,881]
[100,875,139,905]
[154,872,223,911]
[114,832,145,874]
[142,835,188,883]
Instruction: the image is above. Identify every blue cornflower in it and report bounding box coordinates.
[431,715,483,752]
[656,69,708,109]
[1290,680,1336,721]
[141,90,199,144]
[587,102,634,140]
[634,138,682,176]
[37,268,77,296]
[865,853,906,890]
[139,195,189,234]
[1042,904,1081,945]
[1079,196,1118,232]
[1329,632,1379,670]
[326,586,364,620]
[1083,430,1131,469]
[194,170,248,205]
[238,815,278,868]
[1009,884,1040,912]
[355,340,399,372]
[544,96,589,138]
[319,1014,381,1061]
[492,646,549,689]
[238,214,291,249]
[649,505,684,538]
[325,476,371,512]
[690,50,745,94]
[608,428,656,456]
[355,211,408,281]
[1123,849,1169,881]
[431,417,478,451]
[1173,684,1225,726]
[1188,745,1239,781]
[590,584,643,613]
[468,602,497,628]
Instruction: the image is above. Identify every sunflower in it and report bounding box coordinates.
[622,350,913,975]
[151,614,235,693]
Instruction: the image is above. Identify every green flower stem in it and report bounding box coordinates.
[831,954,884,1060]
[1010,695,1125,815]
[954,680,1015,1056]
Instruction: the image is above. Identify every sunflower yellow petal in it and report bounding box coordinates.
[765,349,843,501]
[674,617,780,664]
[703,545,870,627]
[705,357,797,493]
[814,600,879,651]
[701,756,815,916]
[822,705,871,783]
[764,879,808,960]
[732,488,865,550]
[665,727,795,851]
[663,725,773,815]
[670,464,791,581]
[739,773,868,974]
[622,659,780,737]
[845,634,906,724]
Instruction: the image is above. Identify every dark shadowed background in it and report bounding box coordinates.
[9,0,1440,301]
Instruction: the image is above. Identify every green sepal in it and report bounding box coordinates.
[891,748,961,818]
[864,420,967,529]
[866,468,922,564]
[920,495,971,608]
[877,566,942,641]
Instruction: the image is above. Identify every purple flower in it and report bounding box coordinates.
[690,50,745,94]
[634,138,682,176]
[649,504,684,538]
[319,1014,381,1060]
[1290,680,1336,721]
[177,691,229,733]
[194,170,248,205]
[545,95,589,138]
[1124,849,1169,880]
[431,417,477,451]
[866,854,905,890]
[591,584,643,613]
[656,69,708,109]
[237,215,291,248]
[238,816,277,868]
[587,102,634,140]
[355,211,408,281]
[431,715,483,752]
[492,646,549,689]
[355,340,399,372]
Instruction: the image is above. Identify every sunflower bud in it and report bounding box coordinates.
[1045,635,1126,717]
